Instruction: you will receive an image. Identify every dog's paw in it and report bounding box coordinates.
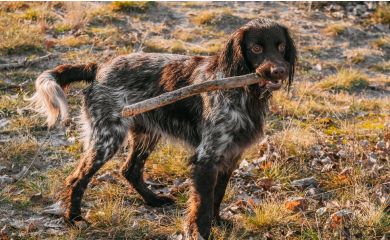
[184,222,210,240]
[64,215,90,229]
[146,195,176,207]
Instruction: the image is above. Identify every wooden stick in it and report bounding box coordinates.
[122,73,265,117]
[0,53,57,70]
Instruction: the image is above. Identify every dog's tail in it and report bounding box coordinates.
[28,63,97,127]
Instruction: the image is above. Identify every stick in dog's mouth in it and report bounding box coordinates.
[256,72,283,91]
[255,63,284,91]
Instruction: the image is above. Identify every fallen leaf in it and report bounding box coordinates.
[285,197,308,212]
[259,161,272,170]
[328,209,352,229]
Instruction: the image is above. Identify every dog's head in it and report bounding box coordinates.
[219,18,297,91]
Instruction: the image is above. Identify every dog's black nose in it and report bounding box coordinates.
[270,66,286,79]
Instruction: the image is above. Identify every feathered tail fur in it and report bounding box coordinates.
[28,63,97,127]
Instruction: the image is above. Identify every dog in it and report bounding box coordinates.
[29,18,296,239]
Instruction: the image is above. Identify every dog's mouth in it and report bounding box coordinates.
[256,74,284,91]
[255,64,287,91]
[263,79,283,91]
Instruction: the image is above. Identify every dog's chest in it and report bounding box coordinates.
[209,92,267,145]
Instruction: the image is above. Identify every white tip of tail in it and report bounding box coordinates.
[27,71,69,128]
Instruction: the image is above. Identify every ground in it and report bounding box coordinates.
[0,2,389,240]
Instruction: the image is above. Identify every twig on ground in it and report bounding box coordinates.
[0,53,58,70]
[0,80,31,91]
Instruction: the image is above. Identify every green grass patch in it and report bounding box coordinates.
[316,69,369,92]
[111,1,156,13]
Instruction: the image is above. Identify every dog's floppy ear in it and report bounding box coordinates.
[218,28,250,76]
[283,27,297,89]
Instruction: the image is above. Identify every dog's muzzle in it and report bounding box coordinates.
[256,63,288,91]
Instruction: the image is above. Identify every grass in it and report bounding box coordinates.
[260,159,297,185]
[0,93,27,118]
[172,29,200,42]
[53,2,91,33]
[191,8,233,25]
[316,69,369,92]
[147,141,190,179]
[192,11,218,25]
[370,60,390,72]
[111,1,156,13]
[0,137,39,166]
[370,36,390,49]
[246,200,299,230]
[370,3,390,25]
[322,23,349,36]
[271,126,318,157]
[144,38,188,54]
[0,13,43,55]
[57,35,90,48]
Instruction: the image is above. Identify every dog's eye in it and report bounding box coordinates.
[251,45,263,54]
[278,43,286,53]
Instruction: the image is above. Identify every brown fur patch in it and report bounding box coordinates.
[160,57,203,91]
[53,63,98,89]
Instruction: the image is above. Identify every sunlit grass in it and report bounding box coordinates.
[0,13,43,55]
[322,22,350,36]
[316,68,369,92]
[191,8,233,25]
[246,200,299,229]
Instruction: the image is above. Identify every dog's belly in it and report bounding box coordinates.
[139,96,203,147]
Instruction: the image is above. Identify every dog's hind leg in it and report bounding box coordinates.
[63,118,128,224]
[121,128,175,207]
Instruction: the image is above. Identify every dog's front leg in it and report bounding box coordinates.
[187,156,218,240]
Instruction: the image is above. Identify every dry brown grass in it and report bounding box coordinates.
[246,200,299,229]
[370,36,390,49]
[0,137,39,166]
[272,126,318,157]
[370,3,390,25]
[322,22,350,36]
[191,8,233,25]
[110,1,156,13]
[53,2,92,33]
[57,35,90,48]
[316,68,370,92]
[0,13,44,55]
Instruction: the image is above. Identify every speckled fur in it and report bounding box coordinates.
[30,18,296,239]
